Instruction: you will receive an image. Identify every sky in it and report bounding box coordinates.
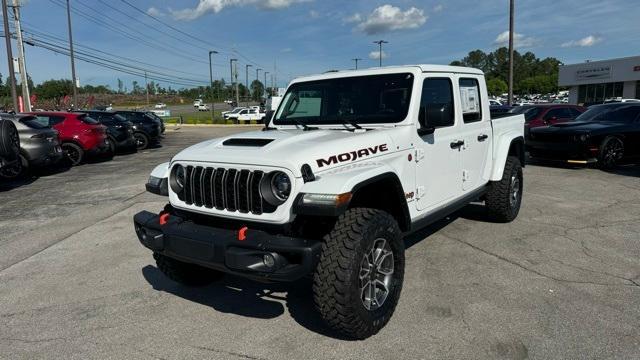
[2,0,639,90]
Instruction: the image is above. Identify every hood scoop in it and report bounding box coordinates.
[222,138,274,147]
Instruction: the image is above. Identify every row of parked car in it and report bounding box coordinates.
[0,110,165,179]
[492,102,640,168]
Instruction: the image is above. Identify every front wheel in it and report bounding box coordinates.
[313,208,405,339]
[598,136,624,169]
[485,156,523,222]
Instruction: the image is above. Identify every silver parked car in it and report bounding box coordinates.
[0,113,63,178]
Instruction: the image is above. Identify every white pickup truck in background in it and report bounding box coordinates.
[135,65,525,340]
[236,107,266,123]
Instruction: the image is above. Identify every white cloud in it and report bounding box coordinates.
[433,4,443,12]
[281,47,292,53]
[494,31,538,48]
[309,10,320,18]
[172,0,309,20]
[369,50,388,60]
[561,35,603,48]
[147,6,164,17]
[350,5,427,35]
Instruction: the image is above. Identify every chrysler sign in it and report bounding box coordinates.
[576,66,611,81]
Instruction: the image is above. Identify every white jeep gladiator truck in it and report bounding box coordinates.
[135,65,525,339]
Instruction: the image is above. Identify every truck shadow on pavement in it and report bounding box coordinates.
[142,264,354,339]
[140,203,495,340]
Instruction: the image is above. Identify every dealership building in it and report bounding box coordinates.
[558,55,640,105]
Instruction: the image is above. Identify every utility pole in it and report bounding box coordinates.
[508,0,515,106]
[245,64,252,106]
[11,0,30,111]
[2,0,18,111]
[234,61,239,107]
[373,40,388,67]
[208,50,217,121]
[229,58,237,106]
[352,58,362,70]
[65,0,78,109]
[264,71,269,98]
[256,68,261,102]
[144,71,149,108]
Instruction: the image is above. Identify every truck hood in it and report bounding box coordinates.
[171,128,401,177]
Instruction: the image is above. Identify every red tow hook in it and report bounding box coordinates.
[159,212,170,226]
[238,226,248,241]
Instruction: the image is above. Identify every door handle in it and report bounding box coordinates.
[477,134,489,141]
[450,140,465,149]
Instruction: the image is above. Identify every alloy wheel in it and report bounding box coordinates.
[359,238,395,311]
[602,138,624,167]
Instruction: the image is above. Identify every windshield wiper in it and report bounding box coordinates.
[281,116,318,131]
[335,117,363,131]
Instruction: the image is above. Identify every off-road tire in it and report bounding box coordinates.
[153,252,223,287]
[597,136,624,169]
[486,155,523,222]
[0,120,19,160]
[313,208,405,339]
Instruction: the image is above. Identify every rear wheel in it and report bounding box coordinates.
[313,208,405,339]
[107,136,117,154]
[134,132,149,150]
[62,143,84,166]
[485,156,523,222]
[0,120,19,160]
[154,252,223,287]
[598,136,624,169]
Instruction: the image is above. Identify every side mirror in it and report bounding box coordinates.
[418,106,435,136]
[263,110,275,126]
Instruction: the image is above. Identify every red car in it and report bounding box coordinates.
[27,111,112,165]
[509,104,587,137]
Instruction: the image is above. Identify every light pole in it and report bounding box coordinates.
[66,0,78,109]
[256,68,261,101]
[373,40,388,67]
[507,0,515,106]
[229,58,237,106]
[208,50,218,121]
[352,58,362,70]
[264,71,269,99]
[245,64,252,106]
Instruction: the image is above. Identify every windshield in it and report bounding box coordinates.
[576,105,640,123]
[509,106,541,122]
[273,73,414,126]
[231,108,244,113]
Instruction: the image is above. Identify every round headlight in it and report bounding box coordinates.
[170,164,185,193]
[261,171,291,206]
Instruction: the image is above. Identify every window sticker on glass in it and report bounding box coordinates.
[460,85,480,115]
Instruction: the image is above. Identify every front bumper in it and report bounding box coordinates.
[133,210,321,282]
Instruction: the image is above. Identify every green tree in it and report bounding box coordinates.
[33,79,73,106]
[487,78,508,96]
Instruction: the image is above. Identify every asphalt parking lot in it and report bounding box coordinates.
[1,126,639,359]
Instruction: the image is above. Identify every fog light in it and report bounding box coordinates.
[263,254,276,268]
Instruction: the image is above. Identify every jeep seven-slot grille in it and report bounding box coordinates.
[178,166,276,214]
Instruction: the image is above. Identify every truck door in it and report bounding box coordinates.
[415,76,463,211]
[457,77,492,191]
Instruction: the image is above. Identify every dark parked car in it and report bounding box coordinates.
[510,104,586,138]
[114,111,162,150]
[0,114,63,178]
[145,112,166,134]
[490,105,513,118]
[0,119,20,177]
[26,112,111,166]
[78,111,136,153]
[528,103,640,168]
